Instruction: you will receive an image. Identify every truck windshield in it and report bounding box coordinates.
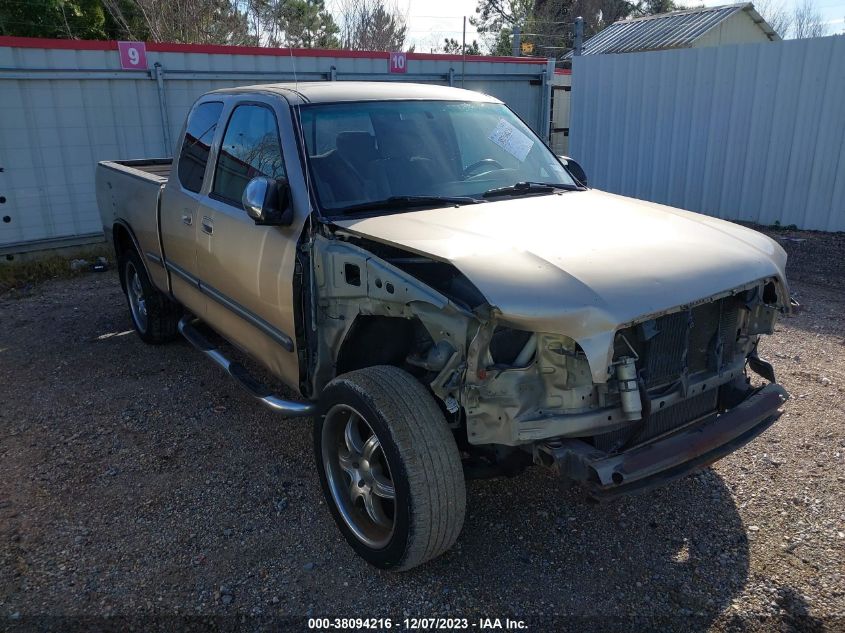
[299,100,577,217]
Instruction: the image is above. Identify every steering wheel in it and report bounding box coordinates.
[463,158,505,179]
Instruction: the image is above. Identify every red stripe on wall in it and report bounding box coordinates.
[0,36,115,51]
[0,36,549,65]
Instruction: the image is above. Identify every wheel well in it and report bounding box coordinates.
[336,316,417,375]
[113,223,135,259]
[112,223,137,291]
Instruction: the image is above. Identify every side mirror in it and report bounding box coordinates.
[558,155,588,187]
[242,176,293,226]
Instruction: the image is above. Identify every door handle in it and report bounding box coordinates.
[201,216,214,235]
[182,212,192,226]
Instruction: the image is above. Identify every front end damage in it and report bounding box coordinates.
[463,278,791,497]
[310,230,791,498]
[537,382,787,499]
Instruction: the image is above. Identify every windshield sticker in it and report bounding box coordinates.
[488,118,534,162]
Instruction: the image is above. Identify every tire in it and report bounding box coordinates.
[314,365,466,571]
[118,249,181,344]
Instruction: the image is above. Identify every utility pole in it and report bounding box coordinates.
[574,16,584,56]
[462,16,467,87]
[512,25,521,56]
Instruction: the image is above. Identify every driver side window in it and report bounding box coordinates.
[212,104,286,207]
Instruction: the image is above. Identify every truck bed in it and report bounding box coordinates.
[100,158,172,183]
[96,158,173,291]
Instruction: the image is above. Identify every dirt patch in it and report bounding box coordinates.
[0,245,113,294]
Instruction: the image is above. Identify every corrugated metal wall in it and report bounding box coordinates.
[0,39,554,253]
[570,36,845,231]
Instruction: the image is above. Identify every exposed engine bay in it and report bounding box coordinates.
[304,225,790,493]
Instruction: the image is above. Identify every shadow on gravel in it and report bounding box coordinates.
[400,466,750,625]
[716,586,827,633]
[773,587,825,633]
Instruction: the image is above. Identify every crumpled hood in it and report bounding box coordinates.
[335,189,789,381]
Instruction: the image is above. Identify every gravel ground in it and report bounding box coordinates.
[1,228,843,631]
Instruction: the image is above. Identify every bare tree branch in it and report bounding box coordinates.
[792,0,828,38]
[754,0,794,38]
[335,0,408,51]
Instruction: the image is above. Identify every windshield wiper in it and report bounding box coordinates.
[482,181,577,199]
[331,195,482,215]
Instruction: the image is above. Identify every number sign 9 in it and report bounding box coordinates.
[118,41,148,70]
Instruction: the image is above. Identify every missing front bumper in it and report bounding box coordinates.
[538,382,788,500]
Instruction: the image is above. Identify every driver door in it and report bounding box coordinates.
[195,98,304,389]
[160,100,224,317]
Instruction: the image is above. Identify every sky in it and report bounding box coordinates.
[402,0,482,52]
[398,0,845,53]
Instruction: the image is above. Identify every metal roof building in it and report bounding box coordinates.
[567,3,779,58]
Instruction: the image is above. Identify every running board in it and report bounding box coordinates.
[178,316,315,417]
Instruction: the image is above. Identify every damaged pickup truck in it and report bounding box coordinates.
[96,82,793,571]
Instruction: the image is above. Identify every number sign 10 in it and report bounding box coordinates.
[389,52,407,74]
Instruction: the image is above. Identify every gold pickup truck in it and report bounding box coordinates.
[96,82,792,571]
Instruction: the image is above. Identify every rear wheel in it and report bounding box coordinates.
[315,365,466,571]
[119,250,180,344]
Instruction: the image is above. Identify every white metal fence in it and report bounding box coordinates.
[0,38,554,254]
[570,36,845,232]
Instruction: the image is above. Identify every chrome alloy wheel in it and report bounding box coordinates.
[125,261,148,333]
[322,404,396,548]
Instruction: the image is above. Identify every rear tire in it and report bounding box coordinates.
[119,250,180,344]
[315,366,466,571]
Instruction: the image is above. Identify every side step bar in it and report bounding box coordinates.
[178,316,315,417]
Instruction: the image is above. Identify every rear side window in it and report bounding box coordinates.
[212,104,286,206]
[177,101,224,193]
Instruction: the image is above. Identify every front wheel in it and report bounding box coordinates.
[314,366,466,571]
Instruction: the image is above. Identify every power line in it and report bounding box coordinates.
[408,14,477,19]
